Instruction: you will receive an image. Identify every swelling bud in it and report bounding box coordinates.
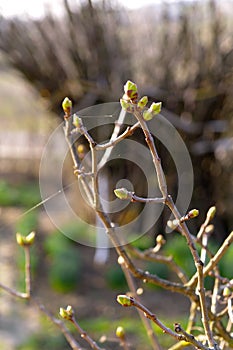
[62,97,72,114]
[16,231,35,247]
[123,80,138,102]
[114,188,132,200]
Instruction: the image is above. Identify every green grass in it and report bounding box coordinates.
[0,180,41,208]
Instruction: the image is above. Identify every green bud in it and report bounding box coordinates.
[123,80,138,102]
[116,326,125,338]
[223,287,231,297]
[117,295,133,307]
[120,98,134,113]
[59,305,74,320]
[143,110,153,121]
[16,231,35,247]
[114,188,131,200]
[207,206,216,221]
[25,231,35,245]
[188,209,199,219]
[62,97,72,114]
[149,102,162,115]
[73,114,82,128]
[137,96,148,109]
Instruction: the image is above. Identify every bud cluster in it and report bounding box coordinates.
[120,80,162,121]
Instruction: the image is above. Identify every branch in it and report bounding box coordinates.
[60,305,104,350]
[117,295,210,350]
[37,302,83,350]
[119,259,162,350]
[126,245,188,284]
[187,231,233,288]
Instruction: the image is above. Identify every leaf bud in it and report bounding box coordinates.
[116,326,125,339]
[149,102,162,115]
[167,219,179,230]
[62,97,72,114]
[207,206,216,221]
[114,188,132,200]
[120,98,134,113]
[16,231,35,247]
[223,287,231,297]
[156,234,166,245]
[137,96,148,109]
[188,209,199,219]
[117,295,133,307]
[73,114,82,129]
[123,80,138,102]
[59,305,74,320]
[143,109,153,121]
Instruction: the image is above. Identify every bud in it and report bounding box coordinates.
[62,97,72,114]
[188,209,199,219]
[143,102,162,121]
[137,96,148,109]
[73,114,82,129]
[118,256,125,265]
[114,188,132,200]
[16,231,35,247]
[207,206,216,221]
[117,295,133,307]
[167,219,179,230]
[205,224,214,234]
[149,102,162,115]
[116,326,125,339]
[223,287,231,297]
[136,287,143,295]
[120,99,134,113]
[123,80,138,102]
[156,234,165,245]
[59,305,74,320]
[143,109,153,121]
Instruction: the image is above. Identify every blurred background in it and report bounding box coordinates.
[0,0,233,349]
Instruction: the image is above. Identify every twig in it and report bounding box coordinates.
[131,102,218,348]
[69,313,104,350]
[197,258,218,349]
[133,109,167,198]
[120,262,162,350]
[24,245,31,298]
[186,301,198,333]
[37,301,83,350]
[126,245,188,284]
[0,282,28,299]
[95,122,140,151]
[117,295,209,350]
[187,232,233,288]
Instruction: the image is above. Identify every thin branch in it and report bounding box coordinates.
[120,262,162,350]
[132,104,218,348]
[118,295,209,350]
[197,259,218,349]
[126,245,188,284]
[0,282,28,299]
[95,122,140,151]
[133,109,167,198]
[37,301,83,350]
[187,231,233,288]
[24,246,31,297]
[186,301,198,333]
[71,316,104,350]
